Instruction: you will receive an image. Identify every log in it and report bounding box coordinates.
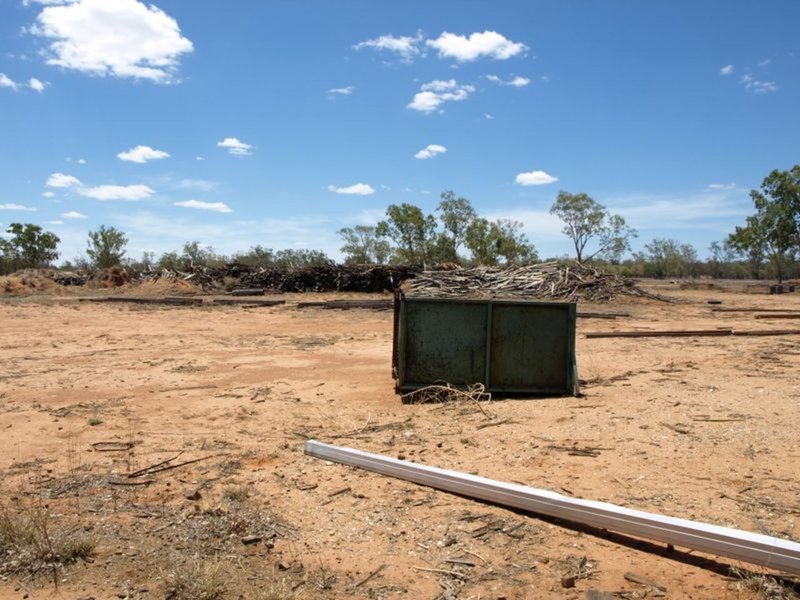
[304,440,800,575]
[711,308,800,313]
[213,298,285,306]
[227,288,268,296]
[753,314,800,319]
[585,329,733,339]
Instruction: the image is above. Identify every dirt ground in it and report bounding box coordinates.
[0,282,799,599]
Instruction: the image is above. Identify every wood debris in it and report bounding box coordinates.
[406,262,669,302]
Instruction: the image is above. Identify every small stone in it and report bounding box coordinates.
[241,535,262,545]
[278,561,291,571]
[185,489,201,501]
[561,575,577,589]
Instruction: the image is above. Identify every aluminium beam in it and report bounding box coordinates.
[304,440,800,575]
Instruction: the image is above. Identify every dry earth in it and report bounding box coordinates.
[0,282,799,599]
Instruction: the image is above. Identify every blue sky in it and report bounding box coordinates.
[1,0,798,263]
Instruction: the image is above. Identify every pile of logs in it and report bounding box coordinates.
[130,264,421,293]
[406,262,665,302]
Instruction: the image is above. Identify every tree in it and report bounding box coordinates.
[637,238,697,278]
[338,225,391,265]
[86,225,128,269]
[234,245,275,266]
[550,191,636,263]
[727,165,799,282]
[707,240,736,279]
[464,217,538,266]
[492,219,538,265]
[0,223,60,273]
[436,191,477,261]
[376,203,437,265]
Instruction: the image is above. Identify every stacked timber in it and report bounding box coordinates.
[406,262,665,302]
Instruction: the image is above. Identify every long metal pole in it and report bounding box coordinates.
[305,440,800,575]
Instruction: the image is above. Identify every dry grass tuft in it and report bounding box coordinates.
[162,560,227,600]
[731,567,800,600]
[0,501,95,578]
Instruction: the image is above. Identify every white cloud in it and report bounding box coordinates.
[61,210,87,219]
[195,156,204,161]
[0,203,37,211]
[46,172,81,187]
[78,184,154,200]
[353,32,423,63]
[414,144,447,160]
[407,79,475,113]
[42,191,55,198]
[47,220,64,225]
[174,178,216,192]
[609,192,750,230]
[217,137,253,156]
[23,0,76,5]
[515,170,558,186]
[740,74,777,94]
[719,64,734,76]
[328,85,354,95]
[29,77,46,91]
[77,158,86,164]
[327,183,375,195]
[117,144,170,163]
[708,182,736,190]
[484,112,494,120]
[174,199,232,213]
[380,184,391,190]
[31,0,193,83]
[426,31,527,62]
[758,58,772,67]
[486,74,530,87]
[0,73,20,91]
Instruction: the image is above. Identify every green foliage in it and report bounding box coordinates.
[437,190,477,256]
[337,225,391,265]
[0,223,61,274]
[550,191,636,262]
[727,165,799,282]
[233,245,275,267]
[464,217,538,266]
[636,238,698,278]
[376,203,438,265]
[86,225,128,269]
[271,249,331,268]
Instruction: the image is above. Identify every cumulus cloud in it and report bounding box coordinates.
[174,199,232,213]
[484,112,494,120]
[328,86,354,95]
[61,210,87,219]
[486,74,530,87]
[0,203,37,211]
[47,220,64,225]
[31,0,193,83]
[426,31,527,62]
[719,64,735,76]
[353,32,423,63]
[414,144,447,160]
[117,144,170,163]
[77,158,86,164]
[407,79,475,113]
[217,137,253,156]
[740,74,777,94]
[29,77,46,91]
[708,182,736,190]
[515,170,558,186]
[46,172,81,187]
[78,184,154,200]
[327,183,375,195]
[42,191,55,198]
[0,73,20,91]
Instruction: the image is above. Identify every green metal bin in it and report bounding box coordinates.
[393,295,578,395]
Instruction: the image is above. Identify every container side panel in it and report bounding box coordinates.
[402,302,488,386]
[490,305,570,391]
